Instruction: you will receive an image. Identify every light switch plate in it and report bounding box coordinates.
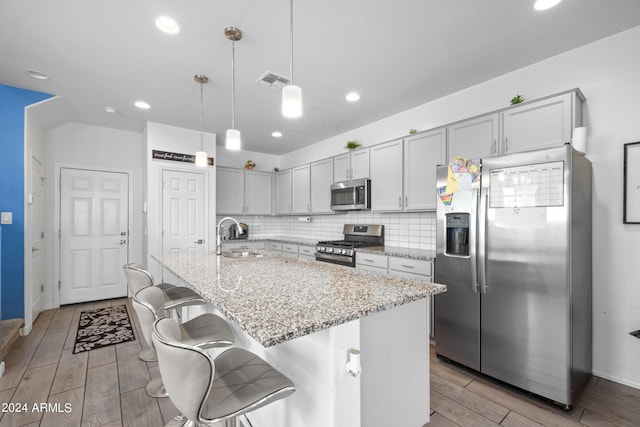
[1,212,12,224]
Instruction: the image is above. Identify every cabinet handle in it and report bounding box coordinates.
[492,139,497,154]
[350,168,353,180]
[364,258,375,263]
[401,264,415,269]
[504,137,508,152]
[405,196,408,207]
[398,197,402,208]
[245,205,249,213]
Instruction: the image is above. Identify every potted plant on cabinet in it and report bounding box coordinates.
[245,160,256,170]
[345,140,361,150]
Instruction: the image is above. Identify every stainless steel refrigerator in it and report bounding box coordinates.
[434,145,592,408]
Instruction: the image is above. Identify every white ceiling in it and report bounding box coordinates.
[2,0,640,155]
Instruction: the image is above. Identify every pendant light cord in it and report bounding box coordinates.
[199,81,204,150]
[231,40,236,129]
[289,0,294,85]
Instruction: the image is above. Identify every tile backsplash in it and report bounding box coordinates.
[216,211,436,250]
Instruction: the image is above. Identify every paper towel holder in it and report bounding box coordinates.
[572,126,587,154]
[345,348,361,377]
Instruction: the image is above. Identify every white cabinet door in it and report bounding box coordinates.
[276,170,292,214]
[310,158,333,213]
[502,92,573,154]
[404,128,446,211]
[448,113,499,160]
[371,139,404,211]
[333,153,350,183]
[245,170,272,215]
[291,164,311,214]
[216,167,245,214]
[351,148,370,180]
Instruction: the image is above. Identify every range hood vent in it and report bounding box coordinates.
[256,71,290,88]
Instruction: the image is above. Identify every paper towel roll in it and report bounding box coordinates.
[572,127,587,154]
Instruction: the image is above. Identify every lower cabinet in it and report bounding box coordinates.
[355,252,388,274]
[282,243,299,258]
[267,241,283,254]
[358,252,435,337]
[298,244,316,260]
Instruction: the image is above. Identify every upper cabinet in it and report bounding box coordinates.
[370,139,404,211]
[371,129,447,212]
[448,113,499,160]
[276,170,292,215]
[244,170,272,215]
[334,148,370,183]
[217,167,272,215]
[502,91,581,154]
[291,164,311,214]
[310,158,334,214]
[404,128,447,211]
[448,90,583,160]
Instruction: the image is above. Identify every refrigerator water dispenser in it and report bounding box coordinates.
[445,213,469,256]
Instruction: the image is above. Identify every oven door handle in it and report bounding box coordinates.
[315,252,354,265]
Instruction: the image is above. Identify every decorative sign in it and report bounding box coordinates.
[152,150,214,166]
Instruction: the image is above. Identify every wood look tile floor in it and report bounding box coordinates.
[0,298,638,427]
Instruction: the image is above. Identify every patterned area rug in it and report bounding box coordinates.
[73,304,136,354]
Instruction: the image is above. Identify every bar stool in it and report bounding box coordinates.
[133,286,234,398]
[123,263,206,361]
[153,317,295,427]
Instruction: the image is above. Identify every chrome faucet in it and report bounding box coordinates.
[216,217,243,255]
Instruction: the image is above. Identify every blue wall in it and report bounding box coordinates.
[0,84,51,320]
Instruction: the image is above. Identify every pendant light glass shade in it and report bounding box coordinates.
[195,151,208,167]
[282,84,302,118]
[226,129,241,151]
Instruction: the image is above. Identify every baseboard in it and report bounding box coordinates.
[592,367,640,391]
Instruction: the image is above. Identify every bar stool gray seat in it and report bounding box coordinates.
[133,286,234,398]
[153,317,296,427]
[123,263,207,361]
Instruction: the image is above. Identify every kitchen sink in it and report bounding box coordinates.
[221,249,266,259]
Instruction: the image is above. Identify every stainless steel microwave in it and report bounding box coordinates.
[330,179,371,211]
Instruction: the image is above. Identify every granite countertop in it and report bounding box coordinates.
[152,251,446,347]
[356,246,436,260]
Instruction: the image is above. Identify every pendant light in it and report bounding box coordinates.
[225,27,242,151]
[282,0,302,118]
[194,74,209,167]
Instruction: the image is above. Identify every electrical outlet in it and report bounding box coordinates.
[1,212,12,224]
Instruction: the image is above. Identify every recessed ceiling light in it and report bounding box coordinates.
[272,131,283,138]
[346,92,360,102]
[155,16,181,35]
[534,0,562,11]
[104,106,117,114]
[134,101,151,110]
[24,69,49,80]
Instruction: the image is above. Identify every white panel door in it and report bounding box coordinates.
[60,168,129,304]
[30,157,45,319]
[162,170,206,256]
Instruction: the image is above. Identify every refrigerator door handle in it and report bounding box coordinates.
[478,186,488,294]
[469,188,479,293]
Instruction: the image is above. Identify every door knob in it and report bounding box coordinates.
[119,240,127,245]
[194,239,205,244]
[32,247,40,253]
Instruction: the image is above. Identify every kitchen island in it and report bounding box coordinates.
[152,251,445,427]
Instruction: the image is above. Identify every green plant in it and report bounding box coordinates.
[345,140,361,150]
[510,94,524,105]
[409,128,417,135]
[274,167,280,172]
[245,160,256,169]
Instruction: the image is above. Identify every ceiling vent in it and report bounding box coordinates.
[256,71,290,88]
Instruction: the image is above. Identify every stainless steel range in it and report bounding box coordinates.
[315,224,384,267]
